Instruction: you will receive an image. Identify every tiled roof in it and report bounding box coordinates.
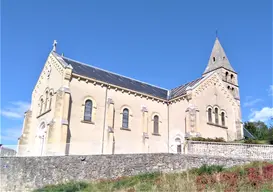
[169,77,204,99]
[54,52,203,100]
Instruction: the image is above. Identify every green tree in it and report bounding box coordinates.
[244,121,269,140]
[268,117,273,144]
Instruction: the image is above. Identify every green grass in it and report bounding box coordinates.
[34,162,273,192]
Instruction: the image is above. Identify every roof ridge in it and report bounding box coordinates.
[61,55,169,91]
[170,76,203,91]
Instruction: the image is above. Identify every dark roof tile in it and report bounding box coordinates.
[62,57,169,99]
[54,53,203,101]
[169,77,203,99]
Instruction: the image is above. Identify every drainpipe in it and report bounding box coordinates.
[101,84,109,154]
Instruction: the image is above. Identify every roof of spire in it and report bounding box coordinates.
[203,37,235,74]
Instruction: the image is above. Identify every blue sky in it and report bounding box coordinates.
[1,0,272,146]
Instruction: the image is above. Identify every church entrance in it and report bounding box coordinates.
[175,138,182,153]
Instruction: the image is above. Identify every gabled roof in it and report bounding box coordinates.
[169,77,204,99]
[53,52,204,100]
[203,38,235,74]
[58,54,169,99]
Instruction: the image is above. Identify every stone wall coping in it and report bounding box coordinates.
[188,140,273,147]
[0,153,264,161]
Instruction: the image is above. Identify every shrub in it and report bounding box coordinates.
[193,164,224,175]
[191,137,225,142]
[244,139,260,144]
[262,164,273,180]
[33,181,88,192]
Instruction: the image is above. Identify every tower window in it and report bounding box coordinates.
[225,72,229,81]
[223,56,226,60]
[213,57,216,62]
[227,86,230,90]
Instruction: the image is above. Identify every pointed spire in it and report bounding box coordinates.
[203,37,235,75]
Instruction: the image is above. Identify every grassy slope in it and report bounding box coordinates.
[34,162,273,192]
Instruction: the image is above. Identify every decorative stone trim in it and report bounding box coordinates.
[81,120,95,125]
[207,122,228,129]
[71,74,167,104]
[47,119,55,126]
[152,133,161,136]
[59,86,70,94]
[120,127,131,131]
[143,132,149,139]
[36,109,51,118]
[141,105,148,112]
[61,119,69,125]
[107,98,114,105]
[108,127,114,133]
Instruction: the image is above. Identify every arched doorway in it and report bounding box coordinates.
[37,122,47,155]
[175,138,182,153]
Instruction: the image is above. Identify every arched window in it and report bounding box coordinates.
[122,108,129,128]
[84,100,93,121]
[44,91,49,111]
[49,92,53,109]
[225,72,229,81]
[40,99,44,115]
[153,115,159,134]
[208,108,212,123]
[221,112,225,126]
[215,108,219,124]
[230,74,234,82]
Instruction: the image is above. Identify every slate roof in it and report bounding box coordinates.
[61,56,169,99]
[54,53,203,100]
[169,77,204,99]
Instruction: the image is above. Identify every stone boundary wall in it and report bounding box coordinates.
[0,147,17,157]
[187,141,273,160]
[1,154,258,191]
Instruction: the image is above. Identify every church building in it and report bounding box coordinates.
[18,37,243,156]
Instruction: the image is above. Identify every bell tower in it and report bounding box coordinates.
[203,37,239,100]
[203,36,243,140]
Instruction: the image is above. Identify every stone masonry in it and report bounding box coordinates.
[1,154,257,191]
[187,141,273,160]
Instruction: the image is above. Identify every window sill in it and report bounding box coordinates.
[207,122,228,129]
[81,120,95,125]
[37,109,51,118]
[120,127,131,131]
[152,133,161,136]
